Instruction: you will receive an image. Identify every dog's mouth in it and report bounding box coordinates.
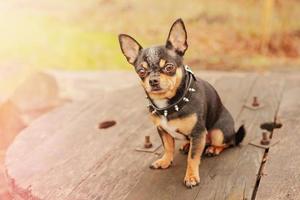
[150,86,166,94]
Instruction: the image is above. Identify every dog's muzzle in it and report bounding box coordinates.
[149,72,160,89]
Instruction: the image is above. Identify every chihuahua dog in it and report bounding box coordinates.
[118,18,245,188]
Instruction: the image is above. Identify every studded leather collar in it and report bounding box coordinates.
[146,65,197,117]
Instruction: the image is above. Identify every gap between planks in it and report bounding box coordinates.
[124,73,260,200]
[251,80,285,200]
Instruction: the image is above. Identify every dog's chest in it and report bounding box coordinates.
[158,116,187,140]
[150,100,196,140]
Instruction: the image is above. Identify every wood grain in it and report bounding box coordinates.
[256,74,300,200]
[6,86,161,200]
[4,71,288,200]
[195,75,285,200]
[125,73,259,200]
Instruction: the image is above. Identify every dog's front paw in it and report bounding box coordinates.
[150,158,172,169]
[184,174,200,188]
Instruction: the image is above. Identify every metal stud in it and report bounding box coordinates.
[260,132,270,145]
[183,97,189,102]
[144,136,153,148]
[184,65,194,75]
[188,88,196,92]
[174,105,179,111]
[164,110,168,117]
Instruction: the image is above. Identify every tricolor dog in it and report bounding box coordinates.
[118,18,245,188]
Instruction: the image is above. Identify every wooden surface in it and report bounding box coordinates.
[256,74,300,200]
[4,71,299,200]
[125,74,285,200]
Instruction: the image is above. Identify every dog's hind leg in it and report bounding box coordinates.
[205,129,229,156]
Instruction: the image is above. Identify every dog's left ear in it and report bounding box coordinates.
[166,18,188,56]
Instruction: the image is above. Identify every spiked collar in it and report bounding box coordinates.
[146,65,196,117]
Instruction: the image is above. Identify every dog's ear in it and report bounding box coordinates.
[166,18,188,56]
[118,34,142,64]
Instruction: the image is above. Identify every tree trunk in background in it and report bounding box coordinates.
[260,0,275,54]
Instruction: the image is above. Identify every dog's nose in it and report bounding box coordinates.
[149,78,160,87]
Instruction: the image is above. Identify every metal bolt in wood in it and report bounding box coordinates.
[252,96,260,107]
[144,136,153,148]
[260,132,270,145]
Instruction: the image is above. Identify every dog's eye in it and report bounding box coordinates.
[138,68,147,77]
[163,63,176,73]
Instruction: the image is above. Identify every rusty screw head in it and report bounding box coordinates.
[144,136,153,148]
[260,132,270,145]
[252,96,260,107]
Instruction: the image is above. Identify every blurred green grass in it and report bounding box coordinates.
[0,0,300,71]
[0,14,128,70]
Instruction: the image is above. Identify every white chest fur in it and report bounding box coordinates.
[159,116,186,140]
[152,99,187,140]
[153,99,168,108]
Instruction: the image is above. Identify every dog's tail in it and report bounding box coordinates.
[235,125,246,145]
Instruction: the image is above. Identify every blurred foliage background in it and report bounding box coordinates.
[2,1,299,198]
[0,0,300,71]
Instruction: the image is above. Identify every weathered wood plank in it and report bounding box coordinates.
[5,71,287,200]
[5,86,161,200]
[3,71,228,200]
[195,75,285,200]
[256,74,300,200]
[125,73,258,200]
[64,72,241,199]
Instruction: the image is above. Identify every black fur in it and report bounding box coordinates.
[235,125,246,146]
[119,18,246,166]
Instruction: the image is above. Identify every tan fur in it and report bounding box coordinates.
[168,114,197,135]
[150,129,174,169]
[150,113,197,137]
[210,129,224,146]
[149,114,160,126]
[141,61,148,69]
[143,67,183,100]
[179,140,190,152]
[141,76,150,91]
[206,129,228,155]
[159,59,166,67]
[184,132,206,186]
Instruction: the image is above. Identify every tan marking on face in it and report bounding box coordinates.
[146,66,183,100]
[184,132,206,186]
[159,59,166,67]
[141,61,148,69]
[140,75,149,89]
